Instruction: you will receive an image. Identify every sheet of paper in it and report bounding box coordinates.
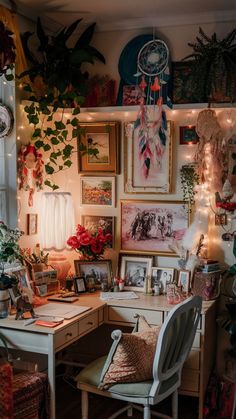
[100,291,139,301]
[34,303,91,319]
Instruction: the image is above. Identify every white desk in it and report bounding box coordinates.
[0,294,106,419]
[0,293,216,419]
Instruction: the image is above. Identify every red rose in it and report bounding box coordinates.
[76,224,86,235]
[79,231,92,246]
[91,241,103,254]
[104,233,112,243]
[67,236,80,249]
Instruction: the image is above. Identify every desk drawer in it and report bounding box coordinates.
[184,350,200,370]
[55,323,78,350]
[108,307,163,326]
[79,312,98,336]
[180,369,200,393]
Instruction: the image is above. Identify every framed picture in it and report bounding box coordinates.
[179,126,199,145]
[172,61,205,104]
[178,270,190,293]
[6,266,32,291]
[119,255,153,292]
[151,267,175,294]
[27,213,38,235]
[120,200,189,256]
[73,276,86,293]
[74,260,112,290]
[81,215,115,249]
[80,176,116,207]
[124,121,173,193]
[78,121,120,173]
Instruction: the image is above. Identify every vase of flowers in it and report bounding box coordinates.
[0,222,23,318]
[67,224,112,260]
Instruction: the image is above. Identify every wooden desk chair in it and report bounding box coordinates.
[76,295,202,419]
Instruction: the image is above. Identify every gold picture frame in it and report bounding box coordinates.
[124,120,173,194]
[120,200,189,256]
[78,121,120,173]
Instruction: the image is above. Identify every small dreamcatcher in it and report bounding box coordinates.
[134,38,170,180]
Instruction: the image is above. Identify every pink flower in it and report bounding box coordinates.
[67,236,80,249]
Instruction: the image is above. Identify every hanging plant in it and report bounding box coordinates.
[183,27,236,103]
[0,20,16,80]
[180,164,199,207]
[19,18,105,190]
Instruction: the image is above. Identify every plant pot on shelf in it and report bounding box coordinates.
[0,290,10,318]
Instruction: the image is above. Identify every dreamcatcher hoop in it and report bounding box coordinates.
[137,39,169,76]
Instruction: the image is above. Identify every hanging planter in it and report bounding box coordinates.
[19,18,105,190]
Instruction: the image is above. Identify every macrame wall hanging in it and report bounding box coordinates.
[17,144,44,206]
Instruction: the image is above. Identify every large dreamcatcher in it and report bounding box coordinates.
[134,38,170,180]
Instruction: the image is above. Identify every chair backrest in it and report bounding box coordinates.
[150,295,202,399]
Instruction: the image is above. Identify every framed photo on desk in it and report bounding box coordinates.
[73,276,86,293]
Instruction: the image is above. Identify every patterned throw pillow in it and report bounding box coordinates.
[99,315,160,388]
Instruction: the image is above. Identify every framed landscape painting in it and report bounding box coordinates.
[81,214,115,248]
[80,176,116,207]
[124,120,173,194]
[78,121,120,173]
[120,200,189,256]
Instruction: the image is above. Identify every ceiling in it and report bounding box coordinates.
[13,0,236,32]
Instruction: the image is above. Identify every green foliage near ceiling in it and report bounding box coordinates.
[19,18,105,190]
[183,27,236,103]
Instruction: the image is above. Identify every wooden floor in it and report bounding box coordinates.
[56,373,199,419]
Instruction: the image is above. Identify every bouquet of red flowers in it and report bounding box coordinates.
[67,224,112,260]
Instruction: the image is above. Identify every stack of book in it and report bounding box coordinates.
[198,259,220,273]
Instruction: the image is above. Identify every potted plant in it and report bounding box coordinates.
[19,18,105,190]
[183,27,236,103]
[0,222,23,318]
[180,163,199,209]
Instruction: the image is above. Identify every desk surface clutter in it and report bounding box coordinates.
[34,302,91,319]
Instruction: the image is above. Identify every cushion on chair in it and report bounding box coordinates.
[99,315,160,388]
[76,355,153,397]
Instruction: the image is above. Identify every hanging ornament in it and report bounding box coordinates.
[139,75,147,91]
[18,144,44,206]
[150,76,160,92]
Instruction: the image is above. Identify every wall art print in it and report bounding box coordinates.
[120,200,189,256]
[81,214,115,249]
[80,176,115,207]
[124,120,173,194]
[78,121,120,173]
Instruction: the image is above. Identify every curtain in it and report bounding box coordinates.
[40,193,75,250]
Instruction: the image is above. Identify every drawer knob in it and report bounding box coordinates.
[66,332,72,337]
[87,321,93,325]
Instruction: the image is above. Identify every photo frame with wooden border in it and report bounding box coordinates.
[178,270,190,293]
[73,276,86,293]
[151,267,175,294]
[119,254,153,292]
[124,120,173,193]
[81,214,115,249]
[74,259,112,290]
[80,176,116,208]
[27,213,38,235]
[179,126,199,145]
[78,121,120,173]
[120,200,189,256]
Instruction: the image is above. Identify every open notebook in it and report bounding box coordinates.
[34,303,91,319]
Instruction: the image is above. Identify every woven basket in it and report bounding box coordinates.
[192,270,221,300]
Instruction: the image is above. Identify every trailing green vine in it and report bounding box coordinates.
[19,17,105,189]
[180,164,199,208]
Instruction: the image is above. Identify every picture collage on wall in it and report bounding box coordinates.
[76,117,194,296]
